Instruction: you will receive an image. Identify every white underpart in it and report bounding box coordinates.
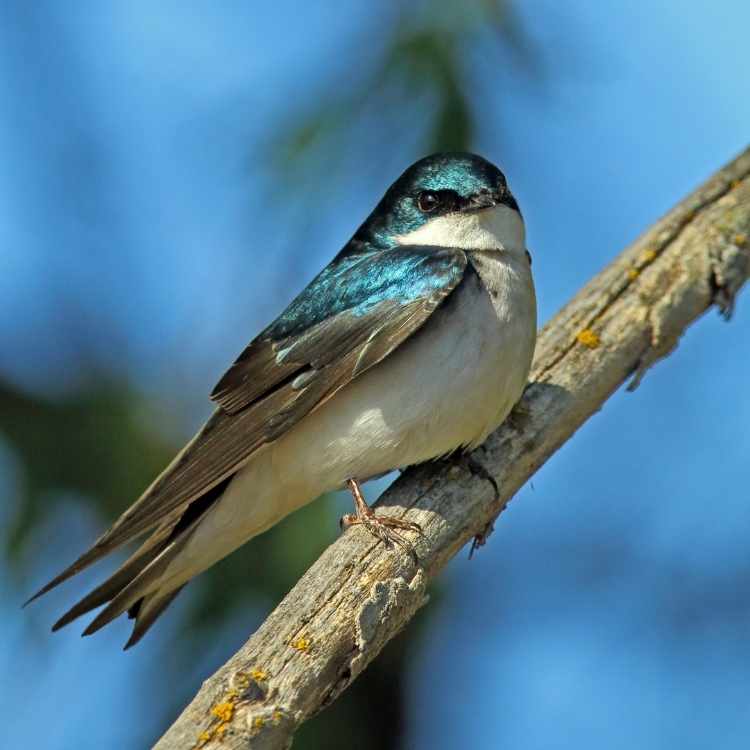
[153,204,536,595]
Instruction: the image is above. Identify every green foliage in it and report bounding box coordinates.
[1,379,174,562]
[275,0,536,174]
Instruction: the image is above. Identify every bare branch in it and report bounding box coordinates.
[155,147,750,750]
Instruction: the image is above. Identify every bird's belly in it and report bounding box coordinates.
[274,265,535,499]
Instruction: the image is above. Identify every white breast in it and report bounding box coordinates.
[272,245,537,499]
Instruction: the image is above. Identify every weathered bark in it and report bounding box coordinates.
[155,147,750,750]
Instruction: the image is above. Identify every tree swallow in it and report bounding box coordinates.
[28,152,537,648]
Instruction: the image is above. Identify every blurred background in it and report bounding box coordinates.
[2,1,749,748]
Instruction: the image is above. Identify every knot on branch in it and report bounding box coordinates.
[352,570,429,674]
[711,231,750,320]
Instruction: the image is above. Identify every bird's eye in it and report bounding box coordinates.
[417,191,440,212]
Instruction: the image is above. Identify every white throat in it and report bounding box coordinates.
[395,204,525,253]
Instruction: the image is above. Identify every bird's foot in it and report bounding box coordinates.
[461,453,501,558]
[463,454,500,500]
[340,478,421,560]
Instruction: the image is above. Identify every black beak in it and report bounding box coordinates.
[461,187,519,213]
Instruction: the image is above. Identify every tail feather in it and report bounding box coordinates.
[51,523,174,632]
[43,476,233,647]
[123,586,185,650]
[24,455,236,609]
[24,507,184,608]
[81,532,189,638]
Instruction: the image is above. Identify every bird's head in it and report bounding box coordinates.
[356,152,525,254]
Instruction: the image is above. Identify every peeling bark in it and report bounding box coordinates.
[154,147,750,750]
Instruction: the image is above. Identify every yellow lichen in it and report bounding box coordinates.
[253,717,266,730]
[627,267,640,281]
[640,248,657,263]
[576,329,600,349]
[272,710,284,725]
[290,636,311,652]
[250,668,269,682]
[733,233,747,247]
[199,682,249,746]
[211,702,235,723]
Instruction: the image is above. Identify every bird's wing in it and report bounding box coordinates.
[210,244,466,412]
[31,246,467,600]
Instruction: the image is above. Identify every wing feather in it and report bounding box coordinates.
[30,246,467,601]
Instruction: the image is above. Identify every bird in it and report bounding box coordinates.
[27,152,537,648]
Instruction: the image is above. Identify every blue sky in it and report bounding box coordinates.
[1,2,749,748]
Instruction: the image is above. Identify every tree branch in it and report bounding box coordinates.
[154,147,750,750]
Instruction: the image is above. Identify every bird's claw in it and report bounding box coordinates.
[341,478,421,561]
[340,509,421,559]
[469,520,495,559]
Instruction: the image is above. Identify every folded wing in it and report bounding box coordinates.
[30,246,468,603]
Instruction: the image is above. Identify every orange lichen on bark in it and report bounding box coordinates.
[290,636,311,652]
[210,702,235,723]
[576,329,601,349]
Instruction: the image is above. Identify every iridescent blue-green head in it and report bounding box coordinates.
[354,152,523,253]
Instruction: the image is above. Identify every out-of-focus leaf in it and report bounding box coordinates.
[1,379,175,561]
[271,0,538,180]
